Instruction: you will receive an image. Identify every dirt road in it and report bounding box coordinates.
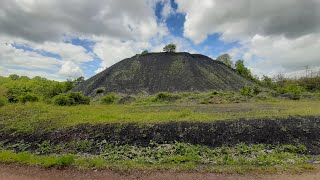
[0,164,319,180]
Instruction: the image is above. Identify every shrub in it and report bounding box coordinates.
[101,93,117,104]
[95,88,105,94]
[154,92,181,102]
[53,94,75,106]
[252,86,262,95]
[19,93,39,103]
[118,96,136,104]
[68,92,90,105]
[141,50,148,55]
[240,86,253,97]
[276,84,303,100]
[53,92,90,106]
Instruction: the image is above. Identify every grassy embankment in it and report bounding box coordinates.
[0,100,320,133]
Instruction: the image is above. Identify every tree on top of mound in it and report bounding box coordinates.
[216,54,233,68]
[163,43,176,52]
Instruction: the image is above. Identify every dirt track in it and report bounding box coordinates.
[0,165,320,180]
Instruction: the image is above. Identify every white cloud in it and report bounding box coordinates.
[32,42,94,63]
[58,61,84,79]
[93,37,150,73]
[0,42,61,71]
[176,0,320,43]
[176,0,320,76]
[0,0,168,79]
[0,0,163,42]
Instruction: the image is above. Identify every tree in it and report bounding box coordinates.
[141,50,148,55]
[73,76,85,86]
[216,54,233,68]
[235,60,253,79]
[163,43,176,52]
[9,74,19,80]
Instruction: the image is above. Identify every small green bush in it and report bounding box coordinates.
[19,93,39,103]
[53,94,75,106]
[154,92,181,102]
[253,86,262,95]
[276,84,303,100]
[240,86,253,97]
[95,88,105,94]
[53,92,90,106]
[101,93,117,104]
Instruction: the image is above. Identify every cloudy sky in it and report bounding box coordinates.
[1,0,320,80]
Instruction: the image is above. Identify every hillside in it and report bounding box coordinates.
[74,52,254,95]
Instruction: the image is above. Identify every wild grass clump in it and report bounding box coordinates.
[154,92,181,102]
[101,93,117,104]
[53,92,90,106]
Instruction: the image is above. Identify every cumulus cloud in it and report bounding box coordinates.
[176,0,320,43]
[0,0,162,42]
[58,61,84,79]
[0,0,167,79]
[0,42,61,71]
[176,0,320,76]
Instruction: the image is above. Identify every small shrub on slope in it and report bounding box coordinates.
[101,93,117,104]
[154,92,181,102]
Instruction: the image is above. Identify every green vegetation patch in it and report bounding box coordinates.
[0,143,317,172]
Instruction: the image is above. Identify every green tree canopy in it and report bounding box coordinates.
[216,54,233,68]
[235,60,253,79]
[163,43,176,52]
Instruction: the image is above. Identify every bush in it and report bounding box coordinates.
[141,50,148,55]
[53,94,75,106]
[19,93,39,103]
[95,88,105,94]
[53,92,90,106]
[154,92,181,102]
[101,93,117,104]
[240,86,253,97]
[253,86,262,95]
[68,92,90,105]
[276,84,303,100]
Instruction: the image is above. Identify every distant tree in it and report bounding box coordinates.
[141,50,148,55]
[9,74,19,80]
[216,54,233,68]
[261,75,273,87]
[73,76,85,86]
[163,43,176,52]
[235,60,253,79]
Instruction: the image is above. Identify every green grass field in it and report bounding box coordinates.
[1,100,320,133]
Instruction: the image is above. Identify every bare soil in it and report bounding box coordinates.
[0,164,320,180]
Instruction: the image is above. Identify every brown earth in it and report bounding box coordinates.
[0,164,320,180]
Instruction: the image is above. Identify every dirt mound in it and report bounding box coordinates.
[2,116,320,154]
[73,52,254,95]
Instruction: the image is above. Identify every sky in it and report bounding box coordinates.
[1,0,320,81]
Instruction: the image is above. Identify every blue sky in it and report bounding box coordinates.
[1,0,320,80]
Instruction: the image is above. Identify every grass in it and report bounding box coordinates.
[1,100,320,133]
[0,143,318,173]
